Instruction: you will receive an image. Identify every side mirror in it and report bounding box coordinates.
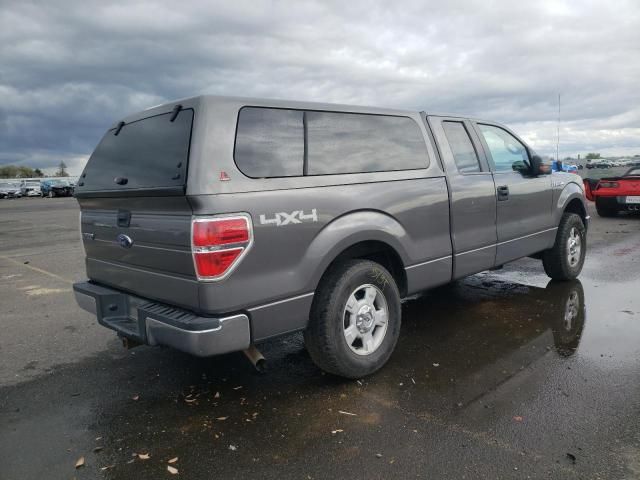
[530,155,551,176]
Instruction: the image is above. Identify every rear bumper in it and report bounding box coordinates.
[73,281,250,357]
[594,195,640,210]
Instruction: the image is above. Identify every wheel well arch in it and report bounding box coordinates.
[564,197,587,222]
[319,240,408,298]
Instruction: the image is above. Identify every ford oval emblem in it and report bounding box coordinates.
[117,233,133,249]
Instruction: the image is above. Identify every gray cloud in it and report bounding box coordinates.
[1,0,639,174]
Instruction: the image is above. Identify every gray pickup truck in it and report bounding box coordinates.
[73,95,588,378]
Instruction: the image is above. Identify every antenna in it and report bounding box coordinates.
[556,93,561,162]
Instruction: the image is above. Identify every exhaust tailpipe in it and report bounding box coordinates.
[243,345,266,373]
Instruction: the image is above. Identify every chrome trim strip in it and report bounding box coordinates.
[405,255,452,270]
[92,237,188,253]
[407,228,558,269]
[497,227,558,246]
[455,244,495,256]
[248,292,315,311]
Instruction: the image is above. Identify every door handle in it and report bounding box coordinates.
[497,185,509,201]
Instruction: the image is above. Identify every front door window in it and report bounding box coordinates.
[479,124,529,174]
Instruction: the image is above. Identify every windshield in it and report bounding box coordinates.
[626,168,640,176]
[0,182,19,188]
[50,180,68,186]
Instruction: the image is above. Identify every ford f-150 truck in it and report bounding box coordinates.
[73,96,588,378]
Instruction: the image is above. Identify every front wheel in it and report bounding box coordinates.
[544,280,586,357]
[542,213,586,281]
[48,190,55,198]
[304,260,401,378]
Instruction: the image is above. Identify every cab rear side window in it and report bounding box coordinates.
[442,121,481,173]
[306,111,427,175]
[234,108,304,177]
[234,107,428,178]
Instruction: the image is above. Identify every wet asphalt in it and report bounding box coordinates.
[1,197,639,479]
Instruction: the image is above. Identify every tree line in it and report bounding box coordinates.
[0,161,69,178]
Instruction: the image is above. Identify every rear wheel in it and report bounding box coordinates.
[542,213,586,281]
[595,197,618,217]
[304,260,401,378]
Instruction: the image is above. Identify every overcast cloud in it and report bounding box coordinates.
[1,0,639,174]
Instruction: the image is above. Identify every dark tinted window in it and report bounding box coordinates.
[442,121,481,173]
[235,107,304,177]
[78,110,193,192]
[306,111,427,174]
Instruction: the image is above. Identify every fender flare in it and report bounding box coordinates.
[555,181,587,224]
[301,210,410,292]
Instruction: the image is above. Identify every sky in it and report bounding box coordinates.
[1,0,639,175]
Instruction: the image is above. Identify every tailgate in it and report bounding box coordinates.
[75,107,200,310]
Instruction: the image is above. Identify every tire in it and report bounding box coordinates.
[544,280,586,357]
[595,197,618,217]
[48,190,55,198]
[304,259,402,378]
[542,213,586,281]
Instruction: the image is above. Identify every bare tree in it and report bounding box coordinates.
[55,161,69,177]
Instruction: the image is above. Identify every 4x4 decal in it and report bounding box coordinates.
[259,209,318,227]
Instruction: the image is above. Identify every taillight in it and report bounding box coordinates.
[598,181,619,189]
[192,215,253,281]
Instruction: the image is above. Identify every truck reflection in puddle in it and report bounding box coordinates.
[366,277,587,413]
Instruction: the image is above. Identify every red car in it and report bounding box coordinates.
[584,167,640,217]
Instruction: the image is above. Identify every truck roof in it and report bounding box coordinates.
[113,95,473,129]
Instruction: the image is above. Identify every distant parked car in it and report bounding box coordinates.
[584,167,640,217]
[593,161,612,169]
[0,181,23,199]
[19,180,42,197]
[41,179,74,198]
